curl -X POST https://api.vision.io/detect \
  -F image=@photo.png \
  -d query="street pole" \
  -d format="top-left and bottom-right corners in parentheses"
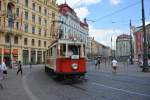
top-left (141, 0), bottom-right (149, 71)
top-left (111, 36), bottom-right (113, 59)
top-left (130, 20), bottom-right (133, 64)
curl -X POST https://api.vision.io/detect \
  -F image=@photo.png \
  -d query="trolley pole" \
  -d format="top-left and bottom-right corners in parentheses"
top-left (141, 0), bottom-right (149, 72)
top-left (130, 20), bottom-right (133, 65)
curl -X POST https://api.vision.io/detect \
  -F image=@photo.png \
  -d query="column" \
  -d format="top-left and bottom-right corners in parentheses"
top-left (35, 49), bottom-right (37, 64)
top-left (41, 50), bottom-right (43, 63)
top-left (28, 49), bottom-right (31, 63)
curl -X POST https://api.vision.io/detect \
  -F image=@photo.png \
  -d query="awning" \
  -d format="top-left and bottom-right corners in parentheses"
top-left (4, 49), bottom-right (10, 54)
top-left (0, 48), bottom-right (2, 54)
top-left (12, 49), bottom-right (18, 55)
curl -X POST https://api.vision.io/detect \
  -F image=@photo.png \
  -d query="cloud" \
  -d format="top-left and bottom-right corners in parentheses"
top-left (145, 21), bottom-right (150, 25)
top-left (74, 7), bottom-right (90, 19)
top-left (109, 0), bottom-right (121, 5)
top-left (57, 0), bottom-right (101, 19)
top-left (57, 0), bottom-right (101, 8)
top-left (89, 25), bottom-right (123, 48)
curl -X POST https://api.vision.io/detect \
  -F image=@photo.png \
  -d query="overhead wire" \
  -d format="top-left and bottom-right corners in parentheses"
top-left (88, 0), bottom-right (141, 23)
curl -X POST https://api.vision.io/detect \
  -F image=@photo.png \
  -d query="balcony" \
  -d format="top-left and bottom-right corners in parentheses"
top-left (7, 0), bottom-right (16, 3)
top-left (0, 24), bottom-right (22, 36)
top-left (0, 11), bottom-right (7, 16)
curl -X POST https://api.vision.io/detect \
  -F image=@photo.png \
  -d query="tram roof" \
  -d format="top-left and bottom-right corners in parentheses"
top-left (48, 39), bottom-right (84, 48)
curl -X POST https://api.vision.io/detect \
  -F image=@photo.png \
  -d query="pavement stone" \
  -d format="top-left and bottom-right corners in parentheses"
top-left (0, 64), bottom-right (44, 100)
top-left (87, 61), bottom-right (150, 77)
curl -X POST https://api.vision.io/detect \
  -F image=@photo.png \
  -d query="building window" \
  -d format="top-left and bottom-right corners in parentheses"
top-left (14, 36), bottom-right (18, 44)
top-left (24, 38), bottom-right (28, 45)
top-left (39, 17), bottom-right (41, 25)
top-left (25, 0), bottom-right (28, 7)
top-left (5, 35), bottom-right (10, 43)
top-left (39, 6), bottom-right (41, 13)
top-left (32, 26), bottom-right (35, 34)
top-left (44, 0), bottom-right (48, 5)
top-left (17, 0), bottom-right (19, 3)
top-left (25, 11), bottom-right (28, 20)
top-left (38, 28), bottom-right (41, 35)
top-left (44, 9), bottom-right (47, 16)
top-left (32, 39), bottom-right (35, 46)
top-left (16, 8), bottom-right (19, 16)
top-left (32, 14), bottom-right (35, 23)
top-left (44, 30), bottom-right (47, 37)
top-left (44, 41), bottom-right (46, 47)
top-left (16, 22), bottom-right (19, 30)
top-left (0, 17), bottom-right (1, 26)
top-left (52, 12), bottom-right (55, 19)
top-left (32, 3), bottom-right (35, 11)
top-left (24, 23), bottom-right (28, 33)
top-left (38, 40), bottom-right (41, 46)
top-left (0, 1), bottom-right (1, 11)
top-left (44, 19), bottom-right (47, 25)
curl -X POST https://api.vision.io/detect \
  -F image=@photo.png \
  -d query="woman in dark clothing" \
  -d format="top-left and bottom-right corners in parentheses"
top-left (16, 61), bottom-right (23, 75)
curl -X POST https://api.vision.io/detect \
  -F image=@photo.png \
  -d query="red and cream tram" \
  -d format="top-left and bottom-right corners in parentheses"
top-left (45, 39), bottom-right (86, 78)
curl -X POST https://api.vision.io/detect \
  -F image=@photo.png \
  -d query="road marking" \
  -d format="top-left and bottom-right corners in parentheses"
top-left (92, 82), bottom-right (150, 98)
top-left (22, 74), bottom-right (40, 100)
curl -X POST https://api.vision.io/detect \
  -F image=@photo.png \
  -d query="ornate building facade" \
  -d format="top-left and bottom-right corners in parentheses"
top-left (58, 3), bottom-right (89, 57)
top-left (0, 0), bottom-right (58, 66)
top-left (133, 24), bottom-right (150, 60)
top-left (116, 34), bottom-right (131, 60)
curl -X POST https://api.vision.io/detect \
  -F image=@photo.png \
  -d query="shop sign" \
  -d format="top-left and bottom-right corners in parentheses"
top-left (12, 49), bottom-right (18, 55)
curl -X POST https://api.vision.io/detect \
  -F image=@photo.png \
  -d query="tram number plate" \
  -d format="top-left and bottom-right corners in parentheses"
top-left (71, 55), bottom-right (79, 59)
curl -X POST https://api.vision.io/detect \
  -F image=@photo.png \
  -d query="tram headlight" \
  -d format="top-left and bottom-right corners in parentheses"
top-left (72, 63), bottom-right (78, 70)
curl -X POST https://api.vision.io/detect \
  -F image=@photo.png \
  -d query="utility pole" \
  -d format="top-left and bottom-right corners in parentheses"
top-left (141, 0), bottom-right (149, 71)
top-left (130, 20), bottom-right (133, 64)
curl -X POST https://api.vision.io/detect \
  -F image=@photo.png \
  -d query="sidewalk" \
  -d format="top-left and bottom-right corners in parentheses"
top-left (0, 64), bottom-right (44, 100)
top-left (87, 61), bottom-right (150, 77)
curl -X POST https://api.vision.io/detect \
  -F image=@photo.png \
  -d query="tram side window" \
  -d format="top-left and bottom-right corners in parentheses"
top-left (60, 44), bottom-right (66, 56)
top-left (51, 46), bottom-right (57, 57)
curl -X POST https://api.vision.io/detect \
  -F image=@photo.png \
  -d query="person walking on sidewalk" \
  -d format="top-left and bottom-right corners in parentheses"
top-left (16, 61), bottom-right (23, 75)
top-left (1, 61), bottom-right (7, 79)
top-left (111, 59), bottom-right (118, 73)
top-left (0, 62), bottom-right (4, 89)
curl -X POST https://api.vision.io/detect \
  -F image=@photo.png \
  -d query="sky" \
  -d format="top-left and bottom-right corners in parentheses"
top-left (56, 0), bottom-right (150, 48)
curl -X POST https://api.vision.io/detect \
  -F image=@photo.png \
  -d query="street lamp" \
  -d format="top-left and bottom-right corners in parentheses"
top-left (141, 0), bottom-right (149, 71)
top-left (130, 20), bottom-right (133, 64)
top-left (7, 10), bottom-right (16, 68)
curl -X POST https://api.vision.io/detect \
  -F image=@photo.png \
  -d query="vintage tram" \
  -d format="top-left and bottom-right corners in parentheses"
top-left (45, 39), bottom-right (86, 79)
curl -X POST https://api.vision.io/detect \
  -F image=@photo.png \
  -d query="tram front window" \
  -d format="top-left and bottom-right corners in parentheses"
top-left (68, 45), bottom-right (79, 55)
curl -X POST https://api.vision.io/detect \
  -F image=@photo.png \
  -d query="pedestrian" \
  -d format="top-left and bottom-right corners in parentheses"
top-left (96, 58), bottom-right (101, 69)
top-left (16, 61), bottom-right (23, 75)
top-left (0, 62), bottom-right (4, 89)
top-left (1, 61), bottom-right (7, 79)
top-left (94, 58), bottom-right (97, 69)
top-left (111, 59), bottom-right (118, 73)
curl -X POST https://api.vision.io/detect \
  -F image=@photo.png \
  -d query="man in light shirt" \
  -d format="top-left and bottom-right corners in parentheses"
top-left (111, 59), bottom-right (118, 73)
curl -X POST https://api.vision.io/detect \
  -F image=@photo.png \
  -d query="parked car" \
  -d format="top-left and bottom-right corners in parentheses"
top-left (138, 59), bottom-right (150, 67)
